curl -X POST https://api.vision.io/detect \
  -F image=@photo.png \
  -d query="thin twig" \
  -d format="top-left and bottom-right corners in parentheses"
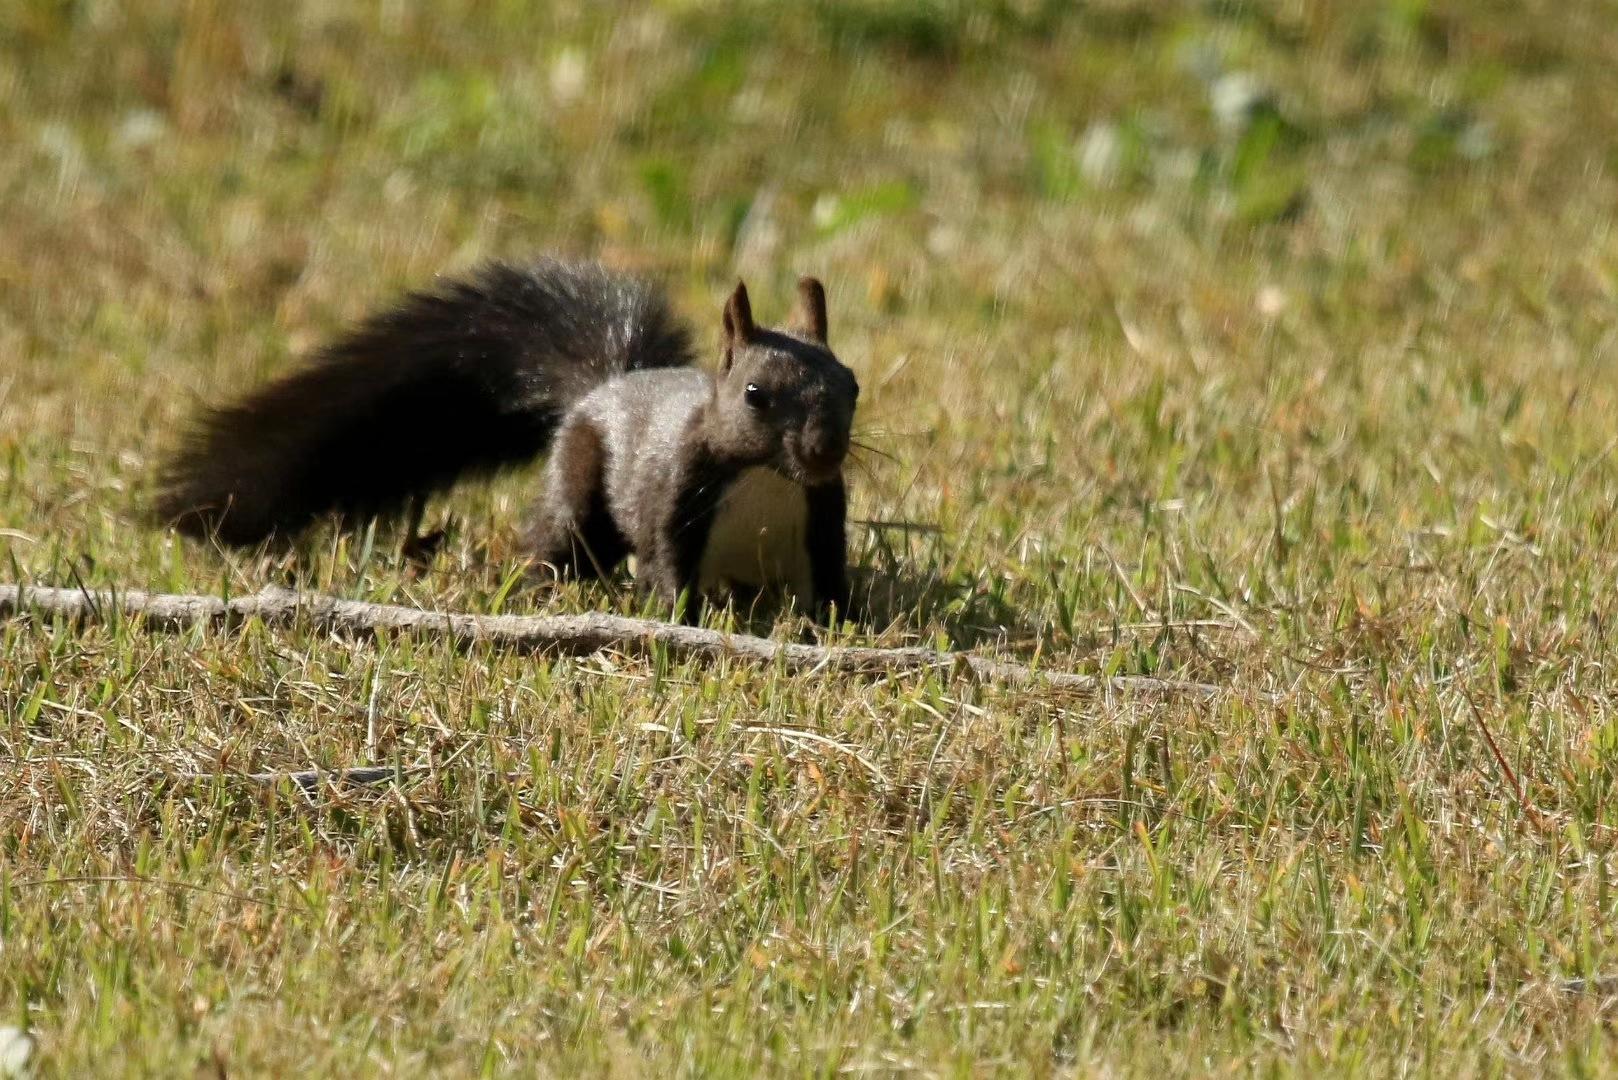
top-left (739, 725), bottom-right (889, 786)
top-left (176, 765), bottom-right (425, 791)
top-left (852, 518), bottom-right (942, 534)
top-left (1462, 688), bottom-right (1547, 832)
top-left (6, 874), bottom-right (283, 908)
top-left (0, 583), bottom-right (1228, 699)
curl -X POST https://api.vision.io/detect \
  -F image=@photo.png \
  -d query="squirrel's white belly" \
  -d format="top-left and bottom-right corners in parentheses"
top-left (698, 467), bottom-right (813, 605)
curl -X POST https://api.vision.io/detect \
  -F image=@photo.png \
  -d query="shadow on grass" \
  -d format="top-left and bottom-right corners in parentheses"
top-left (170, 510), bottom-right (1043, 653)
top-left (845, 564), bottom-right (1040, 651)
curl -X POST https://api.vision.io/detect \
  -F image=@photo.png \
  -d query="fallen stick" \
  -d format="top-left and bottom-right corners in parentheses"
top-left (175, 766), bottom-right (422, 791)
top-left (0, 583), bottom-right (1224, 699)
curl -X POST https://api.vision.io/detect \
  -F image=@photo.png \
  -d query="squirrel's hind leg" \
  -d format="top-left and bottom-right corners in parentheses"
top-left (524, 418), bottom-right (629, 581)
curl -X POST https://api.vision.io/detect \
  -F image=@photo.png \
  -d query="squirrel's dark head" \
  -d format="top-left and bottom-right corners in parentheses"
top-left (711, 278), bottom-right (859, 486)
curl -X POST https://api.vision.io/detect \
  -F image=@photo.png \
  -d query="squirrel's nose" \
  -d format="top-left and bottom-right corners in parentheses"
top-left (800, 430), bottom-right (847, 473)
top-left (804, 448), bottom-right (842, 471)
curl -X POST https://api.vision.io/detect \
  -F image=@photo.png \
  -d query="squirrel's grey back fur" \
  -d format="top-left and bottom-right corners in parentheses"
top-left (155, 258), bottom-right (695, 544)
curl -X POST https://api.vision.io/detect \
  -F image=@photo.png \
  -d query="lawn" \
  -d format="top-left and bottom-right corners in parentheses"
top-left (4, 0), bottom-right (1618, 1074)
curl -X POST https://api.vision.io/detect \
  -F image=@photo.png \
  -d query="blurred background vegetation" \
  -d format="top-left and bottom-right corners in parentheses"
top-left (4, 0), bottom-right (1610, 381)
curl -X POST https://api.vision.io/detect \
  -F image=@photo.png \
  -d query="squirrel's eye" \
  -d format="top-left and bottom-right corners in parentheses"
top-left (744, 383), bottom-right (769, 410)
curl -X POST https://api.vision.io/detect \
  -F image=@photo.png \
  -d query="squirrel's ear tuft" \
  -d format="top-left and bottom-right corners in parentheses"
top-left (789, 277), bottom-right (829, 345)
top-left (722, 280), bottom-right (755, 353)
top-left (721, 280), bottom-right (754, 372)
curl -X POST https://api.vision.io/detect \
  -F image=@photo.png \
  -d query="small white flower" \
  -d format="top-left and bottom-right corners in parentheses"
top-left (117, 109), bottom-right (168, 149)
top-left (1077, 121), bottom-right (1123, 186)
top-left (811, 194), bottom-right (841, 230)
top-left (1210, 72), bottom-right (1269, 133)
top-left (550, 48), bottom-right (588, 105)
top-left (1256, 285), bottom-right (1286, 317)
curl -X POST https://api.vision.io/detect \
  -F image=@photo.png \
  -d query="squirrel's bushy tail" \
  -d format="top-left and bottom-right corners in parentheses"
top-left (155, 259), bottom-right (695, 545)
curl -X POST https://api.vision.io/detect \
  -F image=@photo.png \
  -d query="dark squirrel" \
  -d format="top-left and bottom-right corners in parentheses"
top-left (154, 259), bottom-right (860, 620)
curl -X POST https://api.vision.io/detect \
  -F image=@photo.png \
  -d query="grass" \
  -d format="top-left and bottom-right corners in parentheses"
top-left (4, 0), bottom-right (1618, 1074)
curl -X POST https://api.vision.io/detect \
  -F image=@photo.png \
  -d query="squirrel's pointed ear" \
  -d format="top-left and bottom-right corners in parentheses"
top-left (788, 277), bottom-right (828, 345)
top-left (722, 280), bottom-right (755, 347)
top-left (721, 281), bottom-right (754, 372)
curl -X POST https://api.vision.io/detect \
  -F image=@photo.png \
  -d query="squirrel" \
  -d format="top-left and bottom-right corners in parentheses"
top-left (153, 258), bottom-right (860, 621)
